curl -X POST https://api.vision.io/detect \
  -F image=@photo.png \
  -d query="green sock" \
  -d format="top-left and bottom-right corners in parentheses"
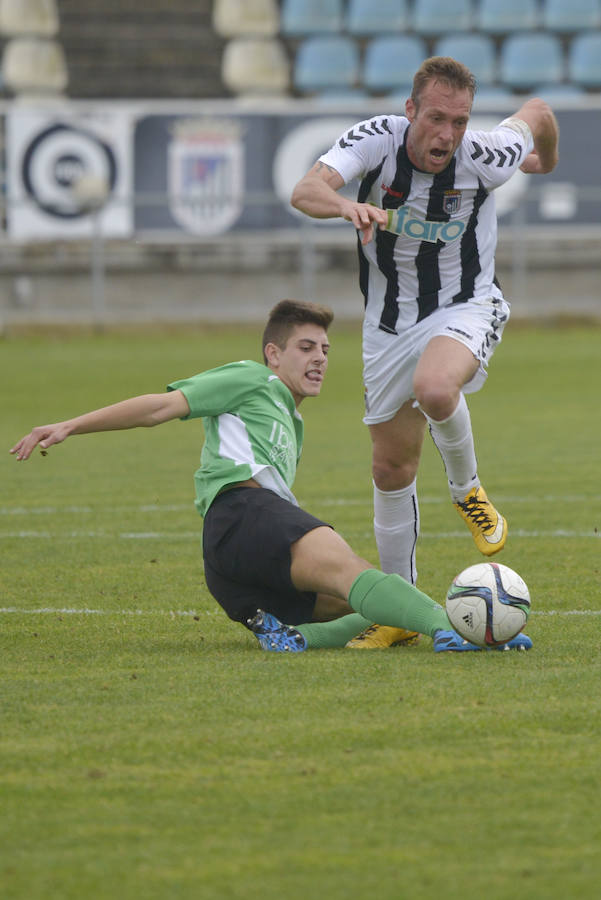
top-left (297, 613), bottom-right (372, 649)
top-left (348, 569), bottom-right (451, 638)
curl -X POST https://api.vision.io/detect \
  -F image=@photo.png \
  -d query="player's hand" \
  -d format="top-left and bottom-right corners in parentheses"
top-left (519, 151), bottom-right (545, 175)
top-left (340, 200), bottom-right (388, 245)
top-left (10, 423), bottom-right (71, 461)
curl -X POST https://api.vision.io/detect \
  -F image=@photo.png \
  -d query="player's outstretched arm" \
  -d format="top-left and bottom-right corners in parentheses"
top-left (291, 161), bottom-right (388, 245)
top-left (10, 390), bottom-right (190, 461)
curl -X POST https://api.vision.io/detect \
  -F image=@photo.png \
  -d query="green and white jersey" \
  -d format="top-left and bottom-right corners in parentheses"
top-left (168, 360), bottom-right (304, 516)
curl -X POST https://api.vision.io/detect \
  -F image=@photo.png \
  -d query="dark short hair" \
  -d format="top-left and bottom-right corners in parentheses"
top-left (412, 56), bottom-right (477, 108)
top-left (262, 299), bottom-right (334, 362)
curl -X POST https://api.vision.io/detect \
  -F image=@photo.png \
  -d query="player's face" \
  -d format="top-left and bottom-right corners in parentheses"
top-left (405, 80), bottom-right (472, 174)
top-left (267, 323), bottom-right (330, 406)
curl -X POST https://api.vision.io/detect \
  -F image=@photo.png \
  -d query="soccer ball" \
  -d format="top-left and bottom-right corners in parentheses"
top-left (446, 562), bottom-right (531, 648)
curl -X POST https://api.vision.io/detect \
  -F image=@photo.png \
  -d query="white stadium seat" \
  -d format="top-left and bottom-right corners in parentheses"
top-left (221, 37), bottom-right (289, 95)
top-left (212, 0), bottom-right (280, 39)
top-left (0, 0), bottom-right (59, 37)
top-left (2, 37), bottom-right (68, 94)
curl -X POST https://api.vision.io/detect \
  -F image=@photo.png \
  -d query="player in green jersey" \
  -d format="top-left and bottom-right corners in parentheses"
top-left (10, 299), bottom-right (531, 653)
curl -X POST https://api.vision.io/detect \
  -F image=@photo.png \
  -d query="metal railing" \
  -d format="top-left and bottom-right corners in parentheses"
top-left (1, 184), bottom-right (600, 328)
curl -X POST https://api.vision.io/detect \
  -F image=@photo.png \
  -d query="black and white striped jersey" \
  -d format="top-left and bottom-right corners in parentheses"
top-left (319, 115), bottom-right (534, 333)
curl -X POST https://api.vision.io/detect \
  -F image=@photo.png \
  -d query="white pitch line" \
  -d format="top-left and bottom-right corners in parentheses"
top-left (0, 504), bottom-right (192, 516)
top-left (351, 529), bottom-right (600, 540)
top-left (0, 607), bottom-right (206, 616)
top-left (0, 607), bottom-right (599, 618)
top-left (319, 494), bottom-right (601, 507)
top-left (1, 495), bottom-right (601, 517)
top-left (0, 531), bottom-right (201, 539)
top-left (421, 529), bottom-right (600, 539)
top-left (1, 529), bottom-right (599, 540)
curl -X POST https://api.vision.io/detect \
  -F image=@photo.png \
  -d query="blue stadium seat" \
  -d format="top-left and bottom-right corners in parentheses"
top-left (434, 33), bottom-right (496, 86)
top-left (568, 32), bottom-right (601, 88)
top-left (413, 0), bottom-right (472, 35)
top-left (346, 0), bottom-right (409, 35)
top-left (476, 0), bottom-right (539, 34)
top-left (280, 0), bottom-right (344, 36)
top-left (293, 35), bottom-right (359, 93)
top-left (362, 34), bottom-right (427, 93)
top-left (314, 87), bottom-right (371, 103)
top-left (543, 0), bottom-right (601, 33)
top-left (385, 84), bottom-right (415, 103)
top-left (533, 82), bottom-right (588, 102)
top-left (472, 83), bottom-right (518, 109)
top-left (499, 33), bottom-right (563, 91)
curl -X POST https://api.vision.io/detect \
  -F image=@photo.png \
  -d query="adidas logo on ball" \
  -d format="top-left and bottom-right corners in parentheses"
top-left (462, 612), bottom-right (474, 628)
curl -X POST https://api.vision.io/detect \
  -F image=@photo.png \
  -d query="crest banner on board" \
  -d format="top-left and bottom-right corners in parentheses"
top-left (167, 118), bottom-right (244, 236)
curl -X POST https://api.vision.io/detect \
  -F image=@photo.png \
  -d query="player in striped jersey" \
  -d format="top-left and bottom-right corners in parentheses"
top-left (291, 57), bottom-right (559, 648)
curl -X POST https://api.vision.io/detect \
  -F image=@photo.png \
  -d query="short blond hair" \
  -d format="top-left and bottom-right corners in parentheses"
top-left (412, 56), bottom-right (476, 108)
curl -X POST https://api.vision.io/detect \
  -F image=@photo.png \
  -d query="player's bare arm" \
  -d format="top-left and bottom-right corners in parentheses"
top-left (291, 161), bottom-right (388, 246)
top-left (10, 390), bottom-right (190, 461)
top-left (511, 97), bottom-right (559, 175)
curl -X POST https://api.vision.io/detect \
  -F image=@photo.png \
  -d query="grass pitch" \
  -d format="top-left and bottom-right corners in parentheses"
top-left (2, 322), bottom-right (601, 900)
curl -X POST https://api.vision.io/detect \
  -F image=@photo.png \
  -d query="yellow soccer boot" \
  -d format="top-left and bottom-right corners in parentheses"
top-left (454, 486), bottom-right (507, 555)
top-left (346, 624), bottom-right (420, 649)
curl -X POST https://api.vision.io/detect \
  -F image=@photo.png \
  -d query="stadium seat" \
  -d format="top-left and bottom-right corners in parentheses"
top-left (221, 37), bottom-right (289, 95)
top-left (533, 82), bottom-right (588, 103)
top-left (314, 87), bottom-right (371, 103)
top-left (413, 0), bottom-right (472, 36)
top-left (1, 36), bottom-right (67, 94)
top-left (212, 0), bottom-right (279, 38)
top-left (434, 34), bottom-right (497, 86)
top-left (476, 0), bottom-right (539, 34)
top-left (280, 0), bottom-right (344, 36)
top-left (293, 35), bottom-right (359, 93)
top-left (472, 84), bottom-right (517, 108)
top-left (542, 0), bottom-right (601, 33)
top-left (385, 84), bottom-right (414, 103)
top-left (0, 0), bottom-right (59, 36)
top-left (568, 32), bottom-right (601, 88)
top-left (346, 0), bottom-right (409, 35)
top-left (362, 34), bottom-right (427, 94)
top-left (499, 33), bottom-right (563, 91)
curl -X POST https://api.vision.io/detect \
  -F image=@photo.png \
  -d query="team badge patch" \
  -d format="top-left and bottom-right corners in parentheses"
top-left (168, 118), bottom-right (244, 236)
top-left (443, 190), bottom-right (462, 214)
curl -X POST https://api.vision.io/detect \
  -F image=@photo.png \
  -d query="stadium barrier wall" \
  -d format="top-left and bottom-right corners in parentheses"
top-left (0, 99), bottom-right (599, 325)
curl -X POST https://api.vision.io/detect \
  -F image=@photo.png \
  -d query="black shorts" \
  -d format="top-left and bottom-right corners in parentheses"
top-left (202, 486), bottom-right (330, 626)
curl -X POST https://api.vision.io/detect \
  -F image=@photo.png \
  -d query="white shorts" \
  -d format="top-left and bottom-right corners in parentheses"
top-left (362, 296), bottom-right (510, 425)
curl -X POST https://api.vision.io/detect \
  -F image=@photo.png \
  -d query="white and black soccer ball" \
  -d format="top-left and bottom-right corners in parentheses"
top-left (446, 562), bottom-right (531, 648)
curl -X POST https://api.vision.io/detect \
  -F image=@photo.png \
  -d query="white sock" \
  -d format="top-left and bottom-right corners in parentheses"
top-left (373, 480), bottom-right (419, 585)
top-left (426, 393), bottom-right (479, 503)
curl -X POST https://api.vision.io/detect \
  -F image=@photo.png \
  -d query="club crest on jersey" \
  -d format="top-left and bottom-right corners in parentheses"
top-left (168, 118), bottom-right (244, 236)
top-left (386, 206), bottom-right (466, 243)
top-left (443, 190), bottom-right (462, 214)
